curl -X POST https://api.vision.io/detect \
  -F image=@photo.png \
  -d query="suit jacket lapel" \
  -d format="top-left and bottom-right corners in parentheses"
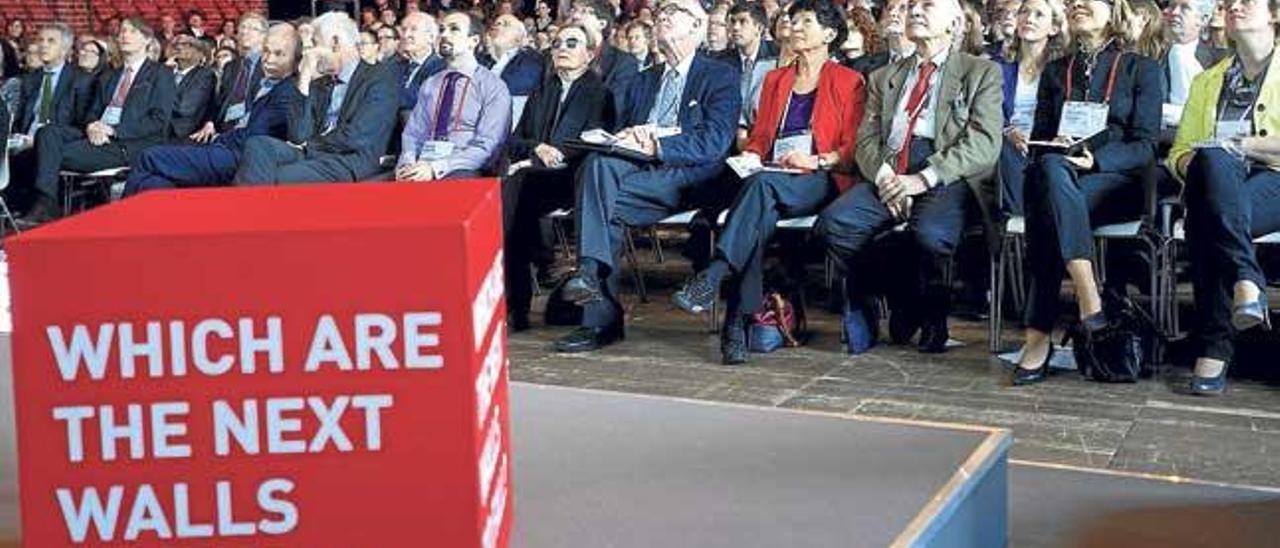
top-left (634, 67), bottom-right (661, 126)
top-left (934, 52), bottom-right (960, 137)
top-left (122, 61), bottom-right (152, 112)
top-left (883, 60), bottom-right (910, 135)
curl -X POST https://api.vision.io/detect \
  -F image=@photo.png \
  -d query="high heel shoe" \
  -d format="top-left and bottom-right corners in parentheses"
top-left (1190, 363), bottom-right (1229, 396)
top-left (1012, 341), bottom-right (1055, 386)
top-left (1231, 291), bottom-right (1271, 332)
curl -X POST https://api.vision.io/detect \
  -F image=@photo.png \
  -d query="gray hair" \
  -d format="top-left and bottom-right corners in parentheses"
top-left (312, 11), bottom-right (360, 49)
top-left (42, 22), bottom-right (75, 52)
top-left (239, 11), bottom-right (269, 33)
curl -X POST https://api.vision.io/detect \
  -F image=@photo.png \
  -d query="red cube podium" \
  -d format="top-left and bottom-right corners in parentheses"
top-left (5, 181), bottom-right (512, 547)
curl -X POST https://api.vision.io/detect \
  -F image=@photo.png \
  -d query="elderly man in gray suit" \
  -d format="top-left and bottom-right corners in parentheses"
top-left (816, 0), bottom-right (1003, 354)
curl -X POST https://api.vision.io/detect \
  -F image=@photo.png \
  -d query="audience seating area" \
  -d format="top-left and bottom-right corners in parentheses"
top-left (0, 0), bottom-right (266, 35)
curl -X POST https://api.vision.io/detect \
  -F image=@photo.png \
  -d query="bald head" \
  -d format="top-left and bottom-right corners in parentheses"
top-left (262, 23), bottom-right (301, 79)
top-left (488, 13), bottom-right (527, 53)
top-left (400, 11), bottom-right (439, 59)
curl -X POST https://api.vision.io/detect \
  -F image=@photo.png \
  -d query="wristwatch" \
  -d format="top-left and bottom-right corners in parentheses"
top-left (817, 155), bottom-right (834, 171)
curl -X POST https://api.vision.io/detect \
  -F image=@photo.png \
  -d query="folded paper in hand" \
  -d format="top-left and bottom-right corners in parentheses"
top-left (580, 129), bottom-right (649, 155)
top-left (725, 154), bottom-right (804, 179)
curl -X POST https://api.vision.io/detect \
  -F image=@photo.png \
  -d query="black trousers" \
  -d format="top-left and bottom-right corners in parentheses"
top-left (1184, 149), bottom-right (1280, 361)
top-left (715, 170), bottom-right (834, 317)
top-left (34, 125), bottom-right (129, 204)
top-left (574, 153), bottom-right (705, 327)
top-left (502, 166), bottom-right (576, 317)
top-left (998, 140), bottom-right (1029, 217)
top-left (1023, 153), bottom-right (1144, 331)
top-left (816, 139), bottom-right (972, 321)
top-left (233, 135), bottom-right (355, 185)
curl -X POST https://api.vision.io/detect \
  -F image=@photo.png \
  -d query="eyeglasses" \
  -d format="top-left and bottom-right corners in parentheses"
top-left (378, 34), bottom-right (397, 41)
top-left (552, 37), bottom-right (584, 50)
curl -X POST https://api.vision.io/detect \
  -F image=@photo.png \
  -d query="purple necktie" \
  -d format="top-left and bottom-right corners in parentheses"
top-left (433, 72), bottom-right (464, 140)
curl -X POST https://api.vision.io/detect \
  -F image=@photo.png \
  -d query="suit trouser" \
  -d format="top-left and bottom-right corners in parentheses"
top-left (1023, 153), bottom-right (1144, 332)
top-left (503, 167), bottom-right (576, 317)
top-left (233, 135), bottom-right (356, 185)
top-left (4, 148), bottom-right (37, 209)
top-left (1184, 149), bottom-right (1280, 361)
top-left (998, 140), bottom-right (1029, 217)
top-left (34, 125), bottom-right (129, 205)
top-left (716, 170), bottom-right (834, 317)
top-left (575, 153), bottom-right (701, 327)
top-left (123, 143), bottom-right (241, 196)
top-left (816, 139), bottom-right (971, 321)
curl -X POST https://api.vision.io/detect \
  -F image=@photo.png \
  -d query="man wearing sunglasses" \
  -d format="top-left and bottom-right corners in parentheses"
top-left (503, 24), bottom-right (610, 331)
top-left (553, 0), bottom-right (741, 352)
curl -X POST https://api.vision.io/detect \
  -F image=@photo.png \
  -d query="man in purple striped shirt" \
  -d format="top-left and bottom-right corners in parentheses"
top-left (396, 11), bottom-right (512, 181)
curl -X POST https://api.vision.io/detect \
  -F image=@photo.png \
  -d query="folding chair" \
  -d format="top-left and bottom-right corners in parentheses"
top-left (60, 166), bottom-right (130, 214)
top-left (0, 112), bottom-right (21, 236)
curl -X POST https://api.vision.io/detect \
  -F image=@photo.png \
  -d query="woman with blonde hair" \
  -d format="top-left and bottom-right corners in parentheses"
top-left (997, 0), bottom-right (1069, 215)
top-left (1122, 0), bottom-right (1165, 58)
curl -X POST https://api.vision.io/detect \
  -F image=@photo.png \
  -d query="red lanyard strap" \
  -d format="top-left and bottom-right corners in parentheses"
top-left (1064, 50), bottom-right (1124, 104)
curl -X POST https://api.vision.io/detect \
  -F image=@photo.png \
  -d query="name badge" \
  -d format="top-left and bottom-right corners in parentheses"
top-left (1161, 103), bottom-right (1184, 130)
top-left (225, 102), bottom-right (248, 123)
top-left (1216, 119), bottom-right (1252, 139)
top-left (100, 106), bottom-right (123, 126)
top-left (419, 140), bottom-right (455, 160)
top-left (773, 132), bottom-right (814, 160)
top-left (1058, 101), bottom-right (1108, 140)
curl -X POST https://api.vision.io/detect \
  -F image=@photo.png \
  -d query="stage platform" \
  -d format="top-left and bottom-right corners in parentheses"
top-left (2, 339), bottom-right (1278, 546)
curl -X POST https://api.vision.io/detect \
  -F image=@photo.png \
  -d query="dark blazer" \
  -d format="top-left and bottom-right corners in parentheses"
top-left (998, 58), bottom-right (1020, 124)
top-left (216, 76), bottom-right (304, 151)
top-left (487, 47), bottom-right (545, 97)
top-left (289, 61), bottom-right (398, 178)
top-left (213, 55), bottom-right (265, 130)
top-left (507, 70), bottom-right (607, 166)
top-left (90, 59), bottom-right (177, 157)
top-left (613, 53), bottom-right (741, 182)
top-left (711, 40), bottom-right (779, 72)
top-left (169, 64), bottom-right (217, 141)
top-left (844, 51), bottom-right (891, 78)
top-left (1160, 42), bottom-right (1229, 101)
top-left (747, 61), bottom-right (865, 192)
top-left (392, 53), bottom-right (446, 111)
top-left (595, 45), bottom-right (640, 97)
top-left (1031, 44), bottom-right (1165, 174)
top-left (15, 64), bottom-right (95, 133)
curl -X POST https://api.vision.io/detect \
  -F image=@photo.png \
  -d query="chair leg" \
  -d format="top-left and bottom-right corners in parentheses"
top-left (650, 226), bottom-right (664, 263)
top-left (991, 246), bottom-right (1006, 354)
top-left (623, 227), bottom-right (648, 303)
top-left (708, 230), bottom-right (718, 334)
top-left (552, 218), bottom-right (572, 261)
top-left (0, 196), bottom-right (20, 235)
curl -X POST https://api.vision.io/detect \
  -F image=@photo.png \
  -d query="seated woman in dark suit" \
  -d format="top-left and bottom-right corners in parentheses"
top-left (1013, 0), bottom-right (1164, 385)
top-left (1168, 0), bottom-right (1280, 395)
top-left (671, 0), bottom-right (865, 364)
top-left (502, 24), bottom-right (608, 332)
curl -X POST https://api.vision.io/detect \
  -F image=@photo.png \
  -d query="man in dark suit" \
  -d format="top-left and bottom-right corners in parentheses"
top-left (392, 12), bottom-right (446, 114)
top-left (554, 0), bottom-right (741, 352)
top-left (502, 24), bottom-right (608, 331)
top-left (123, 24), bottom-right (304, 196)
top-left (167, 34), bottom-right (217, 142)
top-left (843, 0), bottom-right (914, 77)
top-left (233, 12), bottom-right (398, 184)
top-left (21, 17), bottom-right (176, 225)
top-left (483, 14), bottom-right (546, 99)
top-left (190, 12), bottom-right (268, 143)
top-left (571, 0), bottom-right (640, 111)
top-left (5, 23), bottom-right (95, 211)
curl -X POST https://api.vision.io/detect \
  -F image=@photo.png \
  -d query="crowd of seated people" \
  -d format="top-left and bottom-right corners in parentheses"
top-left (0, 0), bottom-right (1277, 397)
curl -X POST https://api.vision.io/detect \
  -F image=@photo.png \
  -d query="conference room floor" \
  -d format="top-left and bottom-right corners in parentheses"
top-left (509, 262), bottom-right (1280, 490)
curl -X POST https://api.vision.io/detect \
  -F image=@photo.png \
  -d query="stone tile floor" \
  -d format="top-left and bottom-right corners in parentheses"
top-left (510, 287), bottom-right (1280, 489)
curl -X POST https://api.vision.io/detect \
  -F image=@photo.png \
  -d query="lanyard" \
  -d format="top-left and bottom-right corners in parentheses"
top-left (1216, 59), bottom-right (1270, 130)
top-left (1065, 49), bottom-right (1123, 104)
top-left (430, 72), bottom-right (472, 136)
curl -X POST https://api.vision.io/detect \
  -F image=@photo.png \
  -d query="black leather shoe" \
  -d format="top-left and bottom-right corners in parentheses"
top-left (1190, 364), bottom-right (1229, 396)
top-left (560, 271), bottom-right (603, 305)
top-left (888, 308), bottom-right (920, 345)
top-left (672, 271), bottom-right (719, 314)
top-left (552, 323), bottom-right (624, 353)
top-left (1231, 291), bottom-right (1271, 332)
top-left (508, 312), bottom-right (531, 333)
top-left (1012, 342), bottom-right (1054, 386)
top-left (720, 316), bottom-right (748, 365)
top-left (917, 320), bottom-right (949, 354)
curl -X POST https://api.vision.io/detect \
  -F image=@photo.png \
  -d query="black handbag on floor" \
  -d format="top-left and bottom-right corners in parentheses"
top-left (1074, 290), bottom-right (1152, 383)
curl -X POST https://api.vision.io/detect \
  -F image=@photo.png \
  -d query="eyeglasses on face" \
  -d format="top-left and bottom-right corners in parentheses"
top-left (552, 36), bottom-right (584, 49)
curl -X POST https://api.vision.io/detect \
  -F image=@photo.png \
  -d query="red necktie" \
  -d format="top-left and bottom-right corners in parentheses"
top-left (110, 65), bottom-right (136, 108)
top-left (897, 61), bottom-right (937, 174)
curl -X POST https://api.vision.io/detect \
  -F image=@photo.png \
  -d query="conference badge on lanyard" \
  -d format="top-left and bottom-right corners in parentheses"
top-left (1058, 52), bottom-right (1124, 140)
top-left (101, 106), bottom-right (123, 126)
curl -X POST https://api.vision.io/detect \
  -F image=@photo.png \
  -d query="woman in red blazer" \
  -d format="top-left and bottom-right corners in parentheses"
top-left (672, 0), bottom-right (865, 365)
